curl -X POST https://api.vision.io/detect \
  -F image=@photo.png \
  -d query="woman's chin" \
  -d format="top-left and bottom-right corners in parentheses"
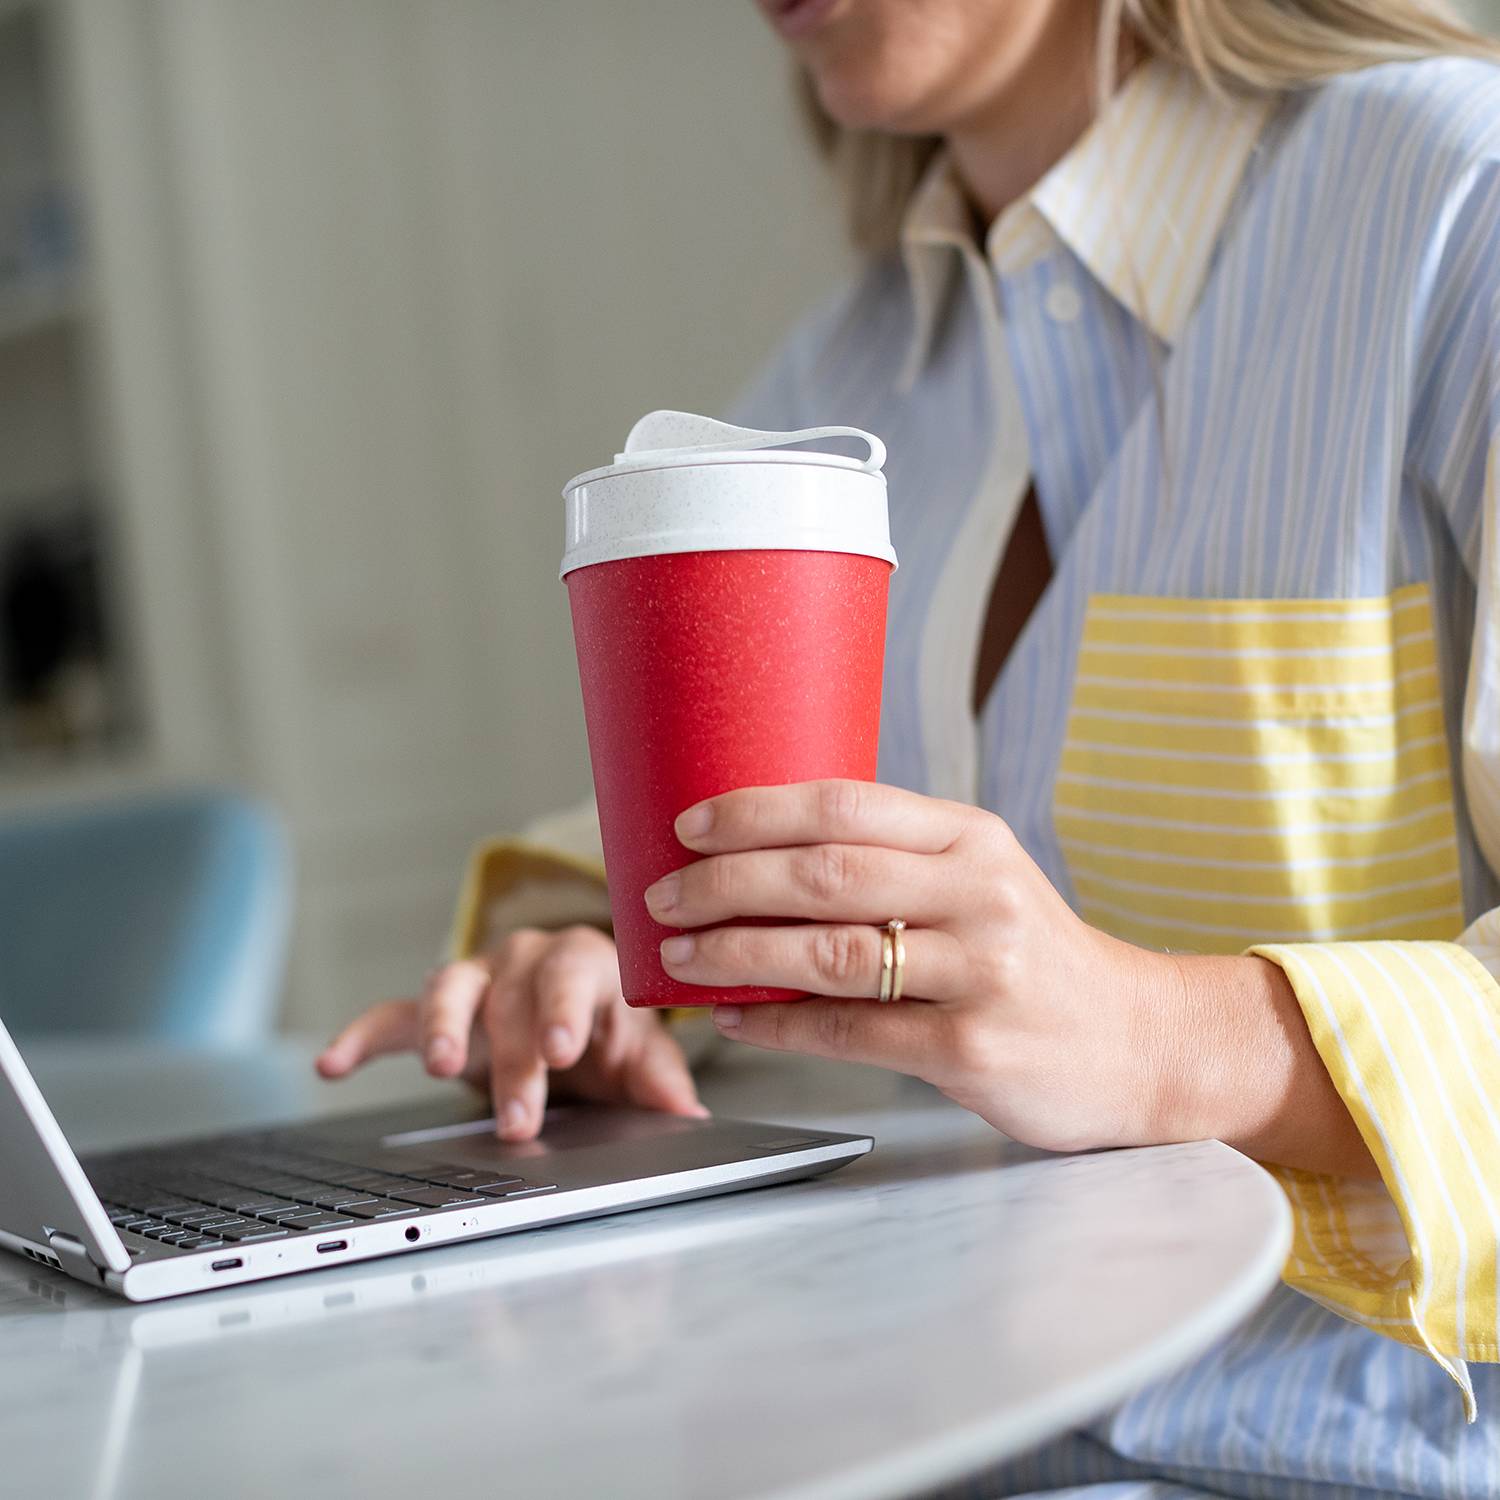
top-left (807, 70), bottom-right (941, 135)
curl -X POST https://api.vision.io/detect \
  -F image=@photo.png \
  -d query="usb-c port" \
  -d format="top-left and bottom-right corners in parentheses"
top-left (316, 1240), bottom-right (348, 1254)
top-left (211, 1258), bottom-right (243, 1272)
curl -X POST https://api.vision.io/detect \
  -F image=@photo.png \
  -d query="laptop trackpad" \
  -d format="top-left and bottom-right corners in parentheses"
top-left (292, 1099), bottom-right (740, 1181)
top-left (377, 1105), bottom-right (704, 1156)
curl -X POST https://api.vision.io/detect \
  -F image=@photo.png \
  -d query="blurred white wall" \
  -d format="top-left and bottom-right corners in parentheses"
top-left (65, 0), bottom-right (848, 1032)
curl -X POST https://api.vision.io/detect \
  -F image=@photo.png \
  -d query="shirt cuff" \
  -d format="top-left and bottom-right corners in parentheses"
top-left (447, 838), bottom-right (611, 960)
top-left (1250, 938), bottom-right (1500, 1417)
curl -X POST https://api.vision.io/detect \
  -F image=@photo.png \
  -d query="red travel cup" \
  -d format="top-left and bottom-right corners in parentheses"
top-left (561, 411), bottom-right (897, 1006)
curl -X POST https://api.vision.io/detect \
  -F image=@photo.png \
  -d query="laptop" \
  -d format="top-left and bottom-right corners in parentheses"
top-left (0, 1016), bottom-right (872, 1301)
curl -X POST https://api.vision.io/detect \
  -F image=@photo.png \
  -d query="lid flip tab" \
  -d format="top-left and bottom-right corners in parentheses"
top-left (561, 409), bottom-right (896, 579)
top-left (618, 410), bottom-right (886, 474)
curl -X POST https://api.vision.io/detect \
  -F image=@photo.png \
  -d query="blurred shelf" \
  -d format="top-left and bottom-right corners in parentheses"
top-left (0, 275), bottom-right (80, 347)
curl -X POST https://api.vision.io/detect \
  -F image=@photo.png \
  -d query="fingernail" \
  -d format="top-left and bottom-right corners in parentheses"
top-left (501, 1099), bottom-right (527, 1133)
top-left (543, 1025), bottom-right (572, 1062)
top-left (713, 1005), bottom-right (742, 1033)
top-left (426, 1036), bottom-right (455, 1070)
top-left (675, 802), bottom-right (714, 841)
top-left (660, 935), bottom-right (696, 965)
top-left (646, 873), bottom-right (680, 916)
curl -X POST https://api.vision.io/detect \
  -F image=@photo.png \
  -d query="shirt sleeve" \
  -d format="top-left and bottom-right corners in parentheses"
top-left (447, 799), bottom-right (612, 961)
top-left (1246, 170), bottom-right (1500, 1416)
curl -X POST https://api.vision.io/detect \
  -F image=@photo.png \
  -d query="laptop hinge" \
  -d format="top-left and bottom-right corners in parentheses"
top-left (47, 1229), bottom-right (107, 1283)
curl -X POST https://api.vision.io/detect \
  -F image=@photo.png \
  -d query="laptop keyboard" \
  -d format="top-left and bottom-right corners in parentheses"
top-left (89, 1143), bottom-right (556, 1253)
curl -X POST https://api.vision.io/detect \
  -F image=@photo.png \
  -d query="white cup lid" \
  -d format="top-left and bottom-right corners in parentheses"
top-left (561, 410), bottom-right (896, 577)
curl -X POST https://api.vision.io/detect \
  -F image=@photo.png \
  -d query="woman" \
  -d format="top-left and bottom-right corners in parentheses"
top-left (321, 0), bottom-right (1500, 1489)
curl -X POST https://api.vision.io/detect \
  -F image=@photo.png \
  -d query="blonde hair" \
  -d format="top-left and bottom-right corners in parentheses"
top-left (802, 0), bottom-right (1500, 254)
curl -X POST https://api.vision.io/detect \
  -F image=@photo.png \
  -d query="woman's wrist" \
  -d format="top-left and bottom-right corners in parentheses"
top-left (1131, 951), bottom-right (1285, 1148)
top-left (1137, 950), bottom-right (1377, 1177)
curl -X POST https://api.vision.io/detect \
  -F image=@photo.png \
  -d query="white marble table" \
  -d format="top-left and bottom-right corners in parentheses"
top-left (1, 1038), bottom-right (1290, 1500)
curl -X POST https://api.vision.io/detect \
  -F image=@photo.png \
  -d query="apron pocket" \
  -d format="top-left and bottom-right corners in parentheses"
top-left (1052, 584), bottom-right (1463, 952)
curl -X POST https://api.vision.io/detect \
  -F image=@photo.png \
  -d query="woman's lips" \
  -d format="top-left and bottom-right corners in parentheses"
top-left (762, 0), bottom-right (843, 41)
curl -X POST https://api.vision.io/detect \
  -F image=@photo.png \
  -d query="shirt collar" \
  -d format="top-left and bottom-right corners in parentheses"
top-left (897, 58), bottom-right (1272, 387)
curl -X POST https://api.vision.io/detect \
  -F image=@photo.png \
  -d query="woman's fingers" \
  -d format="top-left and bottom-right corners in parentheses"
top-left (531, 927), bottom-right (619, 1069)
top-left (620, 1019), bottom-right (710, 1118)
top-left (713, 994), bottom-right (938, 1072)
top-left (660, 922), bottom-right (963, 1001)
top-left (646, 844), bottom-right (949, 927)
top-left (482, 935), bottom-right (552, 1141)
top-left (320, 929), bottom-right (702, 1135)
top-left (675, 780), bottom-right (971, 856)
top-left (418, 960), bottom-right (494, 1077)
top-left (316, 999), bottom-right (421, 1077)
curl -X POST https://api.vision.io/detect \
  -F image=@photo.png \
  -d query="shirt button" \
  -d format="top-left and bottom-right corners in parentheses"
top-left (1044, 282), bottom-right (1083, 323)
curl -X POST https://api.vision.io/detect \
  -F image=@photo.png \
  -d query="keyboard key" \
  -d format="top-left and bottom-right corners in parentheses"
top-left (164, 1213), bottom-right (228, 1230)
top-left (308, 1190), bottom-right (378, 1208)
top-left (476, 1181), bottom-right (557, 1199)
top-left (278, 1157), bottom-right (350, 1179)
top-left (282, 1212), bottom-right (356, 1231)
top-left (213, 1224), bottom-right (292, 1242)
top-left (140, 1198), bottom-right (200, 1217)
top-left (173, 1235), bottom-right (224, 1250)
top-left (237, 1197), bottom-right (305, 1216)
top-left (427, 1171), bottom-right (527, 1191)
top-left (257, 1177), bottom-right (325, 1196)
top-left (107, 1191), bottom-right (155, 1213)
top-left (217, 1193), bottom-right (285, 1213)
top-left (354, 1175), bottom-right (428, 1194)
top-left (161, 1179), bottom-right (226, 1203)
top-left (386, 1187), bottom-right (485, 1208)
top-left (354, 1155), bottom-right (444, 1175)
top-left (337, 1198), bottom-right (421, 1219)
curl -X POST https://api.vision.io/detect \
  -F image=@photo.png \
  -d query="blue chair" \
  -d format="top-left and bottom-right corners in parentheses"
top-left (0, 790), bottom-right (291, 1043)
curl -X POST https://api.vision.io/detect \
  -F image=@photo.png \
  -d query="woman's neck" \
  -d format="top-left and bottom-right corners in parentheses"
top-left (944, 23), bottom-right (1137, 226)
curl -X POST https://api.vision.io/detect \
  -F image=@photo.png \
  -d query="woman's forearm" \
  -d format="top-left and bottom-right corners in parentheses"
top-left (1147, 953), bottom-right (1378, 1178)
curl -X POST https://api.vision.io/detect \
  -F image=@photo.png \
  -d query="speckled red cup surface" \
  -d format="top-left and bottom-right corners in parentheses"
top-left (566, 547), bottom-right (891, 1006)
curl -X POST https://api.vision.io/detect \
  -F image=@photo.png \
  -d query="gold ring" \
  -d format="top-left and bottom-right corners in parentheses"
top-left (878, 918), bottom-right (907, 1002)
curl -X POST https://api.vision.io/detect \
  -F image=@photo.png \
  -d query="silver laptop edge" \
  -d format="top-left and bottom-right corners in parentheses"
top-left (0, 1015), bottom-right (873, 1302)
top-left (0, 1017), bottom-right (132, 1280)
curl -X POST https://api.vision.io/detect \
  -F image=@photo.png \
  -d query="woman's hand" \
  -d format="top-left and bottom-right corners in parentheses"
top-left (316, 925), bottom-right (708, 1142)
top-left (647, 780), bottom-right (1374, 1174)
